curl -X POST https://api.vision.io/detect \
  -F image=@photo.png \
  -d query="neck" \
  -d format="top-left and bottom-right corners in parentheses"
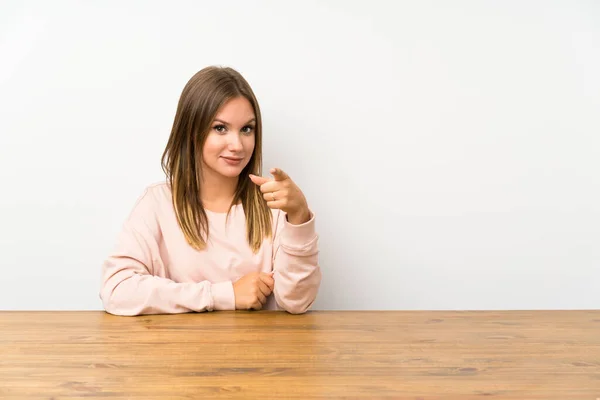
top-left (200, 168), bottom-right (240, 209)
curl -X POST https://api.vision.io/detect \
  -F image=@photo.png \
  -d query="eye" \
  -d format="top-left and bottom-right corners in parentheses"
top-left (213, 124), bottom-right (226, 133)
top-left (241, 125), bottom-right (255, 135)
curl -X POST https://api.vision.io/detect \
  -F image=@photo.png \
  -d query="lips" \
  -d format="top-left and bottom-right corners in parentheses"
top-left (221, 156), bottom-right (244, 166)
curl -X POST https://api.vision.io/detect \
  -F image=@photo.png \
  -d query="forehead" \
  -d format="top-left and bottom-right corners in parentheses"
top-left (214, 96), bottom-right (255, 122)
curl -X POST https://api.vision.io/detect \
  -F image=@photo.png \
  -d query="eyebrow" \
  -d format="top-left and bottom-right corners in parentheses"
top-left (213, 118), bottom-right (256, 125)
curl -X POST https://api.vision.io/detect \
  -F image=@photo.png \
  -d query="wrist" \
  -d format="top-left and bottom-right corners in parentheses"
top-left (287, 207), bottom-right (310, 225)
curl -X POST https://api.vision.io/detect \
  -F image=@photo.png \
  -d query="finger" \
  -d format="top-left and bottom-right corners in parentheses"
top-left (266, 200), bottom-right (285, 210)
top-left (270, 168), bottom-right (290, 181)
top-left (259, 275), bottom-right (274, 293)
top-left (262, 190), bottom-right (281, 202)
top-left (258, 180), bottom-right (280, 194)
top-left (257, 280), bottom-right (272, 297)
top-left (251, 301), bottom-right (263, 311)
top-left (259, 273), bottom-right (275, 291)
top-left (256, 290), bottom-right (267, 305)
top-left (249, 174), bottom-right (271, 186)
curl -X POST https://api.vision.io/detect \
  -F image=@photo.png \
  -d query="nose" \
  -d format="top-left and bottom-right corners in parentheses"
top-left (227, 134), bottom-right (243, 151)
top-left (227, 132), bottom-right (243, 151)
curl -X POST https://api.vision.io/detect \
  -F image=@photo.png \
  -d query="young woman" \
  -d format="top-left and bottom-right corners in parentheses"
top-left (100, 66), bottom-right (321, 316)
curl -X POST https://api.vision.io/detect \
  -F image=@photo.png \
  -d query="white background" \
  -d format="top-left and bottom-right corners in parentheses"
top-left (1, 0), bottom-right (598, 310)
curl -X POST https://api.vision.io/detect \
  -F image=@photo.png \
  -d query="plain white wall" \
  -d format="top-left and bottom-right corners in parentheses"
top-left (0, 0), bottom-right (598, 311)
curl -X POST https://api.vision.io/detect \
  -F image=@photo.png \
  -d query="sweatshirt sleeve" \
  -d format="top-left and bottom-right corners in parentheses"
top-left (271, 210), bottom-right (321, 314)
top-left (99, 188), bottom-right (235, 316)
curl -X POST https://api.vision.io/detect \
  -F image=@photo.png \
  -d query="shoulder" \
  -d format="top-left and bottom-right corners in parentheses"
top-left (134, 181), bottom-right (171, 204)
top-left (125, 180), bottom-right (172, 225)
top-left (143, 181), bottom-right (172, 203)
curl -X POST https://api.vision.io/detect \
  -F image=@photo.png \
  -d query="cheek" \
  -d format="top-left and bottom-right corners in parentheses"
top-left (244, 136), bottom-right (256, 154)
top-left (202, 135), bottom-right (222, 158)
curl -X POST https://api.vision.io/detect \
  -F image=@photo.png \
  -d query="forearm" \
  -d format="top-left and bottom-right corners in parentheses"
top-left (272, 211), bottom-right (321, 314)
top-left (101, 264), bottom-right (235, 316)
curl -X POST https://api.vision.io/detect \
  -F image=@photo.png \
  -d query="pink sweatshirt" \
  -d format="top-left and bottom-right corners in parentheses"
top-left (100, 182), bottom-right (321, 316)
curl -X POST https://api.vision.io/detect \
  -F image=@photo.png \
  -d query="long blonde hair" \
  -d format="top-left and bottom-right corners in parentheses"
top-left (161, 66), bottom-right (272, 253)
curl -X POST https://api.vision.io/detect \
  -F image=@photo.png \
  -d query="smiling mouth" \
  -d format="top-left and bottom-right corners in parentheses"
top-left (222, 157), bottom-right (243, 161)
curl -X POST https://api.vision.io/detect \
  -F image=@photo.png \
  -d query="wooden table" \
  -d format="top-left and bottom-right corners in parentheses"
top-left (0, 311), bottom-right (599, 399)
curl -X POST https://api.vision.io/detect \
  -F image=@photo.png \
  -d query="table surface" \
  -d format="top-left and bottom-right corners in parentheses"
top-left (1, 310), bottom-right (599, 399)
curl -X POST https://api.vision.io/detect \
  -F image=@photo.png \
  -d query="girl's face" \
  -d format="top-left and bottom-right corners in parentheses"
top-left (201, 96), bottom-right (256, 180)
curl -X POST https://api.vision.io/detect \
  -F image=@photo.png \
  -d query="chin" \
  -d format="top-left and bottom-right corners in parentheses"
top-left (219, 170), bottom-right (242, 178)
top-left (218, 165), bottom-right (248, 179)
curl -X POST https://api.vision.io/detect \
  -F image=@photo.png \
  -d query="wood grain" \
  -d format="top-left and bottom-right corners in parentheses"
top-left (0, 310), bottom-right (599, 399)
